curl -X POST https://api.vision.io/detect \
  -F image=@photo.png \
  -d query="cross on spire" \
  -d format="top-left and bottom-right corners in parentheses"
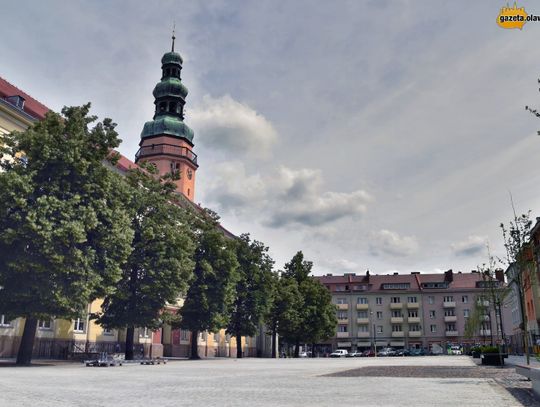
top-left (171, 23), bottom-right (176, 52)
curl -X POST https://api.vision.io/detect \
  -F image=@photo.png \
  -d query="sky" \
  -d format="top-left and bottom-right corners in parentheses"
top-left (3, 0), bottom-right (540, 276)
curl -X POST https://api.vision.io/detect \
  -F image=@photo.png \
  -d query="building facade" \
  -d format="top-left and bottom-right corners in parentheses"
top-left (317, 269), bottom-right (512, 354)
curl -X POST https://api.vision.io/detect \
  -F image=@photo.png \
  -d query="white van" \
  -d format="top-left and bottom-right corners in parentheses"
top-left (330, 349), bottom-right (348, 357)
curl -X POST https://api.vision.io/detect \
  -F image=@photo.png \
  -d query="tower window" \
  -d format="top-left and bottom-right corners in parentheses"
top-left (187, 188), bottom-right (190, 196)
top-left (169, 102), bottom-right (177, 113)
top-left (159, 102), bottom-right (166, 112)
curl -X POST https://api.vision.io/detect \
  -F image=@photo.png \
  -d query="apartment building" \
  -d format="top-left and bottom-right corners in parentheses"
top-left (317, 269), bottom-right (512, 353)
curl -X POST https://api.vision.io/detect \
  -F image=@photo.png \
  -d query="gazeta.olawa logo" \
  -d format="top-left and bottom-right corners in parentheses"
top-left (497, 2), bottom-right (540, 30)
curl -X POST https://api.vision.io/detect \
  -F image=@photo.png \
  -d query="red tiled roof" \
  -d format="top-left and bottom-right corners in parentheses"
top-left (0, 77), bottom-right (49, 120)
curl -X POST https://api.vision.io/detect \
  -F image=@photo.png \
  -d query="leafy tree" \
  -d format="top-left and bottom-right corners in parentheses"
top-left (227, 234), bottom-right (274, 358)
top-left (299, 278), bottom-right (337, 356)
top-left (265, 275), bottom-right (302, 358)
top-left (501, 210), bottom-right (535, 364)
top-left (0, 105), bottom-right (133, 365)
top-left (278, 251), bottom-right (337, 357)
top-left (179, 210), bottom-right (239, 359)
top-left (93, 163), bottom-right (195, 360)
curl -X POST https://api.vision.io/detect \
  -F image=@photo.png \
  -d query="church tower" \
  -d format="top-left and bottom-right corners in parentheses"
top-left (135, 33), bottom-right (197, 201)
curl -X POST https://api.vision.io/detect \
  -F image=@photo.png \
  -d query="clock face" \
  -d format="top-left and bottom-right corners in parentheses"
top-left (187, 168), bottom-right (193, 180)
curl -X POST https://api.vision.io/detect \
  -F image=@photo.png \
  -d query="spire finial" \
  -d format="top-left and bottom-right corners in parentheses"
top-left (171, 22), bottom-right (176, 52)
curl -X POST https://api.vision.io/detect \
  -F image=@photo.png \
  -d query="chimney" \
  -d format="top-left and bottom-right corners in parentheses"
top-left (444, 269), bottom-right (453, 283)
top-left (366, 269), bottom-right (370, 283)
top-left (393, 272), bottom-right (399, 275)
top-left (411, 272), bottom-right (420, 275)
top-left (495, 268), bottom-right (505, 282)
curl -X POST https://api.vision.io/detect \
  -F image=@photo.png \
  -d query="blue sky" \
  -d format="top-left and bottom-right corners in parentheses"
top-left (3, 1), bottom-right (540, 275)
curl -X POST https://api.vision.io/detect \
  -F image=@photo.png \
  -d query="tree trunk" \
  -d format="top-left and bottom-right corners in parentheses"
top-left (190, 330), bottom-right (200, 360)
top-left (16, 317), bottom-right (38, 365)
top-left (311, 342), bottom-right (316, 358)
top-left (125, 325), bottom-right (135, 360)
top-left (236, 334), bottom-right (243, 358)
top-left (294, 339), bottom-right (300, 358)
top-left (271, 329), bottom-right (277, 358)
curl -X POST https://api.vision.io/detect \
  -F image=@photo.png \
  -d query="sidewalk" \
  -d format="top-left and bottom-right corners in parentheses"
top-left (505, 354), bottom-right (540, 368)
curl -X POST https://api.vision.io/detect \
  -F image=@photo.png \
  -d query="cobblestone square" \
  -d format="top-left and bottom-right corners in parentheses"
top-left (1, 356), bottom-right (538, 406)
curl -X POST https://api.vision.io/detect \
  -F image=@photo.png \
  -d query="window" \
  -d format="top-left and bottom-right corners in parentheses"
top-left (409, 324), bottom-right (421, 332)
top-left (446, 323), bottom-right (456, 332)
top-left (377, 326), bottom-right (383, 334)
top-left (38, 319), bottom-right (52, 330)
top-left (443, 296), bottom-right (454, 302)
top-left (180, 329), bottom-right (189, 341)
top-left (0, 314), bottom-right (11, 327)
top-left (430, 324), bottom-right (437, 333)
top-left (376, 311), bottom-right (383, 319)
top-left (336, 298), bottom-right (347, 304)
top-left (428, 296), bottom-right (434, 304)
top-left (391, 297), bottom-right (401, 303)
top-left (429, 310), bottom-right (436, 319)
top-left (335, 285), bottom-right (346, 292)
top-left (407, 296), bottom-right (417, 303)
top-left (103, 327), bottom-right (113, 335)
top-left (73, 318), bottom-right (85, 332)
top-left (357, 297), bottom-right (368, 304)
top-left (444, 309), bottom-right (455, 316)
top-left (338, 325), bottom-right (348, 333)
top-left (392, 325), bottom-right (402, 332)
top-left (357, 311), bottom-right (368, 319)
top-left (462, 295), bottom-right (468, 303)
top-left (337, 311), bottom-right (348, 320)
top-left (463, 309), bottom-right (470, 318)
top-left (382, 283), bottom-right (410, 290)
top-left (408, 310), bottom-right (418, 318)
top-left (358, 325), bottom-right (369, 333)
top-left (376, 297), bottom-right (383, 305)
top-left (421, 282), bottom-right (447, 289)
top-left (213, 333), bottom-right (219, 342)
top-left (391, 310), bottom-right (402, 318)
top-left (139, 327), bottom-right (149, 338)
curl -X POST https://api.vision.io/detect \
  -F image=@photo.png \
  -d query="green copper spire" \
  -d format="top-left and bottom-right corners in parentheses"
top-left (141, 38), bottom-right (194, 144)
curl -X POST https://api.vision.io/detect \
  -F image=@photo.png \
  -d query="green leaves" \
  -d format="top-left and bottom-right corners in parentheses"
top-left (0, 105), bottom-right (133, 321)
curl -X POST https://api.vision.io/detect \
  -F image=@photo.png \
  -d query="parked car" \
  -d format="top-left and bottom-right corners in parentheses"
top-left (450, 346), bottom-right (462, 355)
top-left (299, 351), bottom-right (312, 358)
top-left (409, 348), bottom-right (425, 356)
top-left (361, 350), bottom-right (375, 357)
top-left (330, 349), bottom-right (348, 357)
top-left (377, 348), bottom-right (396, 357)
top-left (395, 349), bottom-right (410, 356)
top-left (346, 351), bottom-right (360, 357)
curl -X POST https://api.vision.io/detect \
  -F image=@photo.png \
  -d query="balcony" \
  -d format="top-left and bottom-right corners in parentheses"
top-left (356, 304), bottom-right (369, 310)
top-left (444, 315), bottom-right (457, 323)
top-left (480, 329), bottom-right (491, 336)
top-left (336, 304), bottom-right (349, 310)
top-left (391, 331), bottom-right (404, 338)
top-left (406, 302), bottom-right (420, 309)
top-left (407, 317), bottom-right (421, 323)
top-left (135, 143), bottom-right (198, 166)
top-left (445, 330), bottom-right (459, 337)
top-left (477, 300), bottom-right (490, 307)
top-left (443, 301), bottom-right (456, 308)
top-left (357, 332), bottom-right (370, 338)
top-left (337, 332), bottom-right (350, 338)
top-left (390, 317), bottom-right (404, 324)
top-left (408, 331), bottom-right (422, 337)
top-left (356, 318), bottom-right (369, 324)
top-left (390, 303), bottom-right (403, 310)
top-left (337, 319), bottom-right (349, 325)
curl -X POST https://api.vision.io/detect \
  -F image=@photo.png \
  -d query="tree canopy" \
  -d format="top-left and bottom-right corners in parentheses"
top-left (94, 162), bottom-right (195, 359)
top-left (0, 104), bottom-right (133, 364)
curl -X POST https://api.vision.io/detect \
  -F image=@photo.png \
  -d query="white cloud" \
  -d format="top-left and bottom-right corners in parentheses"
top-left (451, 235), bottom-right (487, 257)
top-left (369, 229), bottom-right (419, 257)
top-left (203, 162), bottom-right (373, 228)
top-left (190, 95), bottom-right (278, 158)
